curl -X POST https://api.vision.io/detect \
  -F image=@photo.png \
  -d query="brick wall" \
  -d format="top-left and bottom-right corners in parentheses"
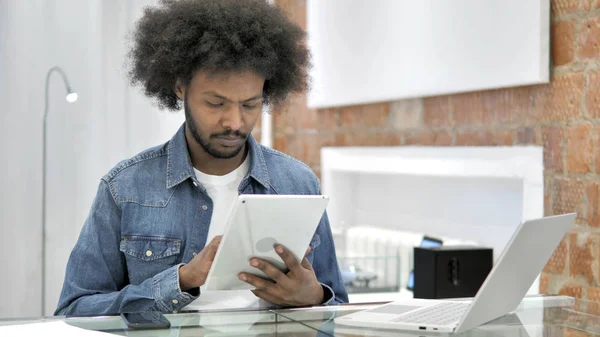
top-left (259, 0), bottom-right (600, 298)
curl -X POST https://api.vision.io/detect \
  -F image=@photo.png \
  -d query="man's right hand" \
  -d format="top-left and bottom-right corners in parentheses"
top-left (179, 235), bottom-right (222, 291)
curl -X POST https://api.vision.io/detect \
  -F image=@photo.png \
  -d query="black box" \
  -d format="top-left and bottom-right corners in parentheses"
top-left (413, 246), bottom-right (493, 299)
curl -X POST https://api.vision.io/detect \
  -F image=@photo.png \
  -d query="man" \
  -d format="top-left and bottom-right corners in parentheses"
top-left (55, 0), bottom-right (348, 316)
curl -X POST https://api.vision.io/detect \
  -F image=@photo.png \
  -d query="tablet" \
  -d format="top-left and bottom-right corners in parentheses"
top-left (203, 194), bottom-right (329, 291)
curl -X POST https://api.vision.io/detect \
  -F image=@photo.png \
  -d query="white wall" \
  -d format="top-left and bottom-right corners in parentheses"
top-left (306, 0), bottom-right (550, 108)
top-left (0, 0), bottom-right (184, 318)
top-left (353, 174), bottom-right (524, 256)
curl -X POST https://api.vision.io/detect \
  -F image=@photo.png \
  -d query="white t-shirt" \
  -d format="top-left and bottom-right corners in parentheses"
top-left (194, 156), bottom-right (249, 247)
top-left (191, 155), bottom-right (268, 310)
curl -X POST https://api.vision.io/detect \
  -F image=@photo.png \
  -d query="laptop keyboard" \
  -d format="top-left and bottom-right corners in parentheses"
top-left (392, 302), bottom-right (470, 326)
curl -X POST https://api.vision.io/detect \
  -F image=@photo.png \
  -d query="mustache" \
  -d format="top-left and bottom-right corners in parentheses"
top-left (210, 130), bottom-right (247, 139)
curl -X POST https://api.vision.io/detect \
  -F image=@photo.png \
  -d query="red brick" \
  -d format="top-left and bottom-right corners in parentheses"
top-left (317, 108), bottom-right (338, 130)
top-left (404, 131), bottom-right (452, 146)
top-left (362, 103), bottom-right (391, 127)
top-left (339, 103), bottom-right (390, 128)
top-left (371, 132), bottom-right (401, 146)
top-left (455, 131), bottom-right (481, 146)
top-left (587, 286), bottom-right (600, 303)
top-left (558, 283), bottom-right (583, 298)
top-left (577, 17), bottom-right (600, 60)
top-left (569, 233), bottom-right (595, 283)
top-left (587, 286), bottom-right (600, 316)
top-left (553, 178), bottom-right (586, 224)
top-left (451, 88), bottom-right (533, 125)
top-left (423, 96), bottom-right (451, 126)
top-left (588, 71), bottom-right (600, 118)
top-left (548, 1), bottom-right (599, 16)
top-left (581, 0), bottom-right (600, 11)
top-left (543, 127), bottom-right (564, 172)
top-left (587, 183), bottom-right (600, 227)
top-left (334, 131), bottom-right (366, 146)
top-left (289, 95), bottom-right (314, 129)
top-left (485, 88), bottom-right (533, 124)
top-left (455, 130), bottom-right (513, 146)
top-left (273, 135), bottom-right (288, 153)
top-left (296, 133), bottom-right (336, 166)
top-left (284, 134), bottom-right (298, 158)
top-left (338, 105), bottom-right (361, 126)
top-left (533, 73), bottom-right (584, 122)
top-left (552, 20), bottom-right (576, 66)
top-left (552, 0), bottom-right (579, 15)
top-left (335, 131), bottom-right (400, 147)
top-left (567, 124), bottom-right (593, 173)
top-left (273, 104), bottom-right (296, 134)
top-left (517, 127), bottom-right (537, 144)
top-left (544, 236), bottom-right (568, 274)
top-left (452, 92), bottom-right (485, 125)
top-left (546, 177), bottom-right (553, 215)
top-left (295, 133), bottom-right (315, 165)
top-left (494, 130), bottom-right (514, 145)
top-left (596, 126), bottom-right (600, 172)
top-left (565, 328), bottom-right (592, 337)
top-left (391, 99), bottom-right (423, 130)
top-left (288, 94), bottom-right (337, 131)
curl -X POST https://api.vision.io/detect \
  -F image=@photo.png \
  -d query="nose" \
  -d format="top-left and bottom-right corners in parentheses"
top-left (221, 105), bottom-right (243, 131)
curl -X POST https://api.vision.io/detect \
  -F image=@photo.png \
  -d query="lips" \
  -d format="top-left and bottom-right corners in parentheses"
top-left (215, 136), bottom-right (244, 147)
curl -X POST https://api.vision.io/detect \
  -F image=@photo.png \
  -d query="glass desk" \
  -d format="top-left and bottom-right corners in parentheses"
top-left (1, 295), bottom-right (598, 336)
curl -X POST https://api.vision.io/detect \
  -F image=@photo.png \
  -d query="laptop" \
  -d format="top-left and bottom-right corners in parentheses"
top-left (334, 213), bottom-right (576, 334)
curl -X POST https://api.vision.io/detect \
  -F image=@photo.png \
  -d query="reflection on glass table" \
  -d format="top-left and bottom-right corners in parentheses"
top-left (1, 295), bottom-right (600, 336)
top-left (272, 295), bottom-right (597, 337)
top-left (337, 255), bottom-right (400, 293)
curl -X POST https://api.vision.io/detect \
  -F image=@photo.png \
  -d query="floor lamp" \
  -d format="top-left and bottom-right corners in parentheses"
top-left (42, 66), bottom-right (78, 315)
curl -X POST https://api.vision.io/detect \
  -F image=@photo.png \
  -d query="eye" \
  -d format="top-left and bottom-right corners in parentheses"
top-left (205, 101), bottom-right (224, 107)
top-left (242, 104), bottom-right (258, 110)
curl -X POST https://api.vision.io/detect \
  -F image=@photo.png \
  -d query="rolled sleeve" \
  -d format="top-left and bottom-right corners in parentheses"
top-left (152, 264), bottom-right (199, 312)
top-left (320, 282), bottom-right (336, 305)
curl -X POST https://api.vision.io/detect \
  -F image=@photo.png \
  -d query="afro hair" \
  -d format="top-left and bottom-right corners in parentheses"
top-left (126, 0), bottom-right (311, 112)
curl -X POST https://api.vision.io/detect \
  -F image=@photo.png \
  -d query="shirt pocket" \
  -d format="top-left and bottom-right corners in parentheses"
top-left (120, 235), bottom-right (181, 284)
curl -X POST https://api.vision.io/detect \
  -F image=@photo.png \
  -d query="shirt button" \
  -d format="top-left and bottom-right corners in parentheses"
top-left (202, 205), bottom-right (208, 211)
top-left (193, 181), bottom-right (198, 187)
top-left (172, 299), bottom-right (179, 304)
top-left (145, 250), bottom-right (153, 257)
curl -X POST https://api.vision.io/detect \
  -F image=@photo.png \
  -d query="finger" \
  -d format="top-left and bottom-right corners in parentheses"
top-left (195, 235), bottom-right (222, 260)
top-left (251, 289), bottom-right (287, 306)
top-left (300, 255), bottom-right (314, 271)
top-left (210, 235), bottom-right (222, 247)
top-left (305, 246), bottom-right (312, 257)
top-left (274, 244), bottom-right (302, 271)
top-left (249, 258), bottom-right (289, 285)
top-left (239, 272), bottom-right (274, 291)
top-left (205, 235), bottom-right (223, 260)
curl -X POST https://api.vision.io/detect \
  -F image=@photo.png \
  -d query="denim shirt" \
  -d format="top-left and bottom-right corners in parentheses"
top-left (55, 124), bottom-right (348, 316)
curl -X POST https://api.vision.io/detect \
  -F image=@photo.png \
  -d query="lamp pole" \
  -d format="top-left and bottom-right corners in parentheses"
top-left (42, 66), bottom-right (77, 315)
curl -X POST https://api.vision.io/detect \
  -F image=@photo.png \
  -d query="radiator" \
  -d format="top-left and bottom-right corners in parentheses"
top-left (336, 226), bottom-right (478, 291)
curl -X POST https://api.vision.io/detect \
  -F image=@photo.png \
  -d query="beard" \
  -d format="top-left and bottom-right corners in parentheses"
top-left (184, 94), bottom-right (248, 159)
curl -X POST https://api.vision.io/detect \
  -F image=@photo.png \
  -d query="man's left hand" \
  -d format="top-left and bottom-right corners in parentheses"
top-left (238, 245), bottom-right (324, 306)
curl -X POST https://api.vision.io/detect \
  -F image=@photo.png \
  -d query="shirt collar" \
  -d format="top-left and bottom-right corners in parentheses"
top-left (166, 123), bottom-right (270, 190)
